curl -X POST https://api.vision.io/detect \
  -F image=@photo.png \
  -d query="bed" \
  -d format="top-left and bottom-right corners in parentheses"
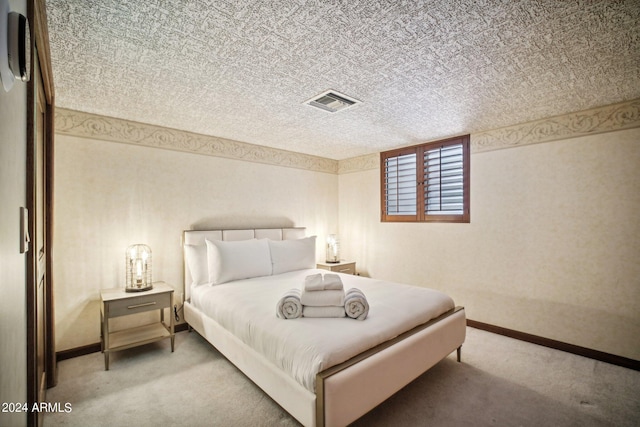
top-left (182, 227), bottom-right (466, 426)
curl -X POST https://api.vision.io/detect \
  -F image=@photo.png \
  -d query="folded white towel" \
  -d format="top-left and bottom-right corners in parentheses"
top-left (322, 274), bottom-right (344, 291)
top-left (300, 289), bottom-right (345, 307)
top-left (304, 273), bottom-right (324, 291)
top-left (344, 288), bottom-right (369, 320)
top-left (303, 306), bottom-right (345, 318)
top-left (276, 288), bottom-right (303, 319)
top-left (303, 273), bottom-right (344, 291)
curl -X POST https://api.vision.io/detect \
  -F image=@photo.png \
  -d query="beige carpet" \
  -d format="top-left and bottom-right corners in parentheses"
top-left (44, 327), bottom-right (640, 426)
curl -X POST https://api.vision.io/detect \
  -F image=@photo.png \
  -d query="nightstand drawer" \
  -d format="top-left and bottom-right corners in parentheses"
top-left (316, 261), bottom-right (356, 275)
top-left (106, 292), bottom-right (171, 317)
top-left (333, 264), bottom-right (356, 275)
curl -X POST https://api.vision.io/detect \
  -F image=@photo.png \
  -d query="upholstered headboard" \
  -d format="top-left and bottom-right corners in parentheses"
top-left (182, 227), bottom-right (306, 301)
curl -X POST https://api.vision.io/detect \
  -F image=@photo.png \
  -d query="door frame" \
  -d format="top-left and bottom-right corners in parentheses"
top-left (26, 1), bottom-right (55, 425)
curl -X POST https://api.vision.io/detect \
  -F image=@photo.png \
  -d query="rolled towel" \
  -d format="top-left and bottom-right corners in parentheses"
top-left (276, 288), bottom-right (303, 319)
top-left (303, 306), bottom-right (346, 318)
top-left (304, 273), bottom-right (324, 291)
top-left (345, 288), bottom-right (369, 320)
top-left (300, 289), bottom-right (345, 307)
top-left (322, 273), bottom-right (344, 291)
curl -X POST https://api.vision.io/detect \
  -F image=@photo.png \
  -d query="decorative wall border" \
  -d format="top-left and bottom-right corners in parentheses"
top-left (56, 99), bottom-right (640, 175)
top-left (338, 153), bottom-right (379, 174)
top-left (337, 98), bottom-right (640, 173)
top-left (472, 98), bottom-right (640, 154)
top-left (55, 109), bottom-right (339, 174)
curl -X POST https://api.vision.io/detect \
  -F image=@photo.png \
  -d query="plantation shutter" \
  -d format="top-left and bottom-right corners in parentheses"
top-left (384, 152), bottom-right (417, 216)
top-left (381, 135), bottom-right (469, 223)
top-left (423, 142), bottom-right (464, 215)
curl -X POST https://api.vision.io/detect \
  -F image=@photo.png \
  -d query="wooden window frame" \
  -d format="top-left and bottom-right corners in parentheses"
top-left (381, 135), bottom-right (470, 223)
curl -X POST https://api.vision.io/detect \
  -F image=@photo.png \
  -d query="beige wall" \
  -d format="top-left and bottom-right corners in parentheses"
top-left (53, 105), bottom-right (640, 362)
top-left (0, 0), bottom-right (28, 424)
top-left (53, 134), bottom-right (338, 351)
top-left (339, 128), bottom-right (640, 360)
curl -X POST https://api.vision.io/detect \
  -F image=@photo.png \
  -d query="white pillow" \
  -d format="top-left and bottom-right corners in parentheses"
top-left (184, 244), bottom-right (208, 286)
top-left (205, 238), bottom-right (272, 285)
top-left (268, 236), bottom-right (316, 275)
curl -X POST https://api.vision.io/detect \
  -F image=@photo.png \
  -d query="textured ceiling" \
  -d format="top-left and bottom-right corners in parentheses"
top-left (46, 0), bottom-right (640, 160)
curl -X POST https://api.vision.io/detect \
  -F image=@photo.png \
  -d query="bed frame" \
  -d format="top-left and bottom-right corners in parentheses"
top-left (182, 227), bottom-right (466, 427)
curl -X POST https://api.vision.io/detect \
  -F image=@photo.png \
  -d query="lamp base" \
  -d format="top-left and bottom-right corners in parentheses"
top-left (325, 260), bottom-right (340, 264)
top-left (125, 284), bottom-right (153, 292)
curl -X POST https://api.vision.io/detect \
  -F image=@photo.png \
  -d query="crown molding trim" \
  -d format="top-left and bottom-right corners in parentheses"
top-left (54, 108), bottom-right (339, 174)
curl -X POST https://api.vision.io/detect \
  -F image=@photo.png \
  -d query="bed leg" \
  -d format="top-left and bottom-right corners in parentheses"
top-left (187, 324), bottom-right (192, 333)
top-left (456, 346), bottom-right (462, 363)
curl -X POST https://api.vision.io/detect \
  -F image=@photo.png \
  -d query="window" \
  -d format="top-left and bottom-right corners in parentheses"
top-left (381, 135), bottom-right (470, 223)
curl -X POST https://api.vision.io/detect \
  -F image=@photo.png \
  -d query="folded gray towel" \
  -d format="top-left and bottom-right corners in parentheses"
top-left (344, 288), bottom-right (369, 320)
top-left (276, 288), bottom-right (303, 319)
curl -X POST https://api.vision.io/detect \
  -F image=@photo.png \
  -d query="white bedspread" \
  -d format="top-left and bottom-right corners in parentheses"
top-left (190, 269), bottom-right (454, 392)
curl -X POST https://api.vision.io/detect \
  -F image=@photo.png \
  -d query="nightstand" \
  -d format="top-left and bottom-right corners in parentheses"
top-left (316, 261), bottom-right (356, 275)
top-left (100, 282), bottom-right (175, 370)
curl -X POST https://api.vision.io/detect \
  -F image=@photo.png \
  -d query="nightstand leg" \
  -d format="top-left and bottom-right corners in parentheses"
top-left (100, 312), bottom-right (104, 353)
top-left (102, 302), bottom-right (109, 369)
top-left (170, 293), bottom-right (175, 352)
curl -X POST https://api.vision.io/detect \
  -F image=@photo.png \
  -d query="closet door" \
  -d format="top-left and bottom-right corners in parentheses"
top-left (35, 49), bottom-right (47, 404)
top-left (27, 1), bottom-right (55, 425)
top-left (26, 47), bottom-right (49, 427)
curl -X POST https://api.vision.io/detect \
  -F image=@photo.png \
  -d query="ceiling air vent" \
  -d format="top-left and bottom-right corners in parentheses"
top-left (304, 90), bottom-right (361, 113)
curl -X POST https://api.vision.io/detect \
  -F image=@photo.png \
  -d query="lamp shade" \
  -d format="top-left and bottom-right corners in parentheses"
top-left (125, 244), bottom-right (152, 292)
top-left (326, 234), bottom-right (340, 263)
